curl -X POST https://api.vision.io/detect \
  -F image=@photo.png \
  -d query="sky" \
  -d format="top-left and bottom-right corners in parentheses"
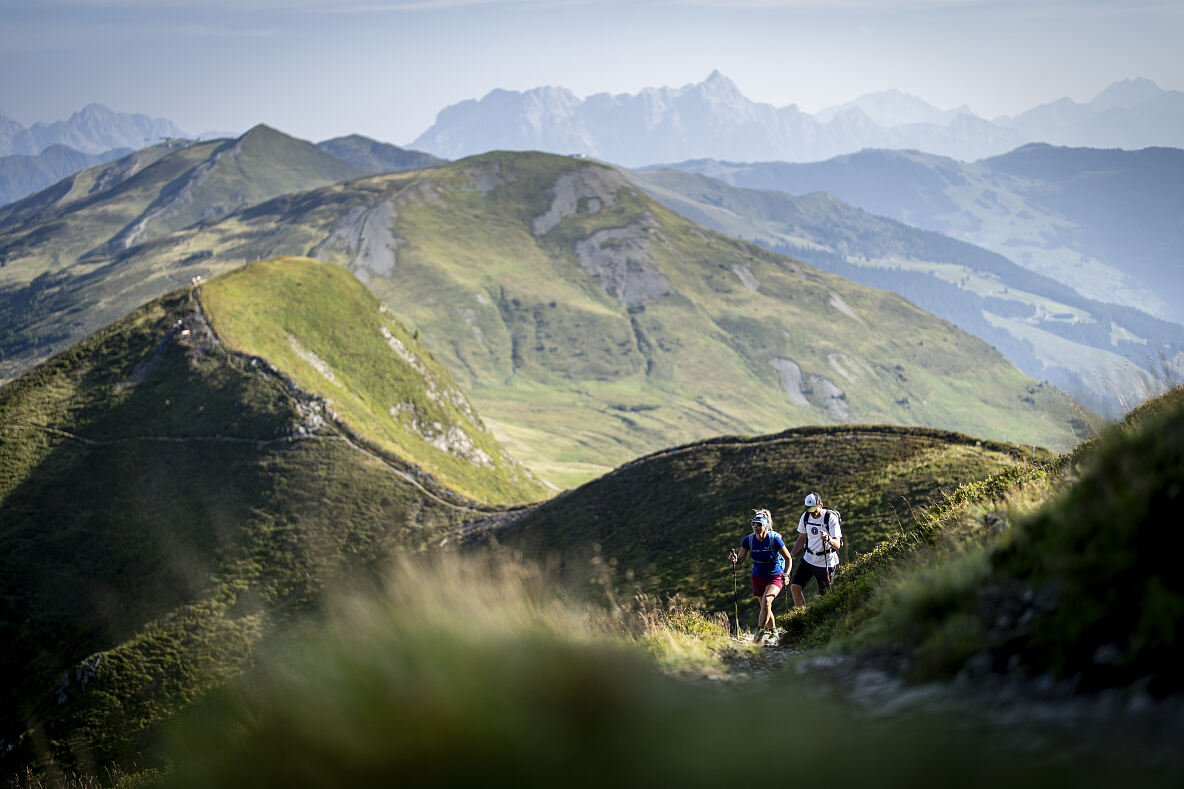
top-left (1, 0), bottom-right (1182, 146)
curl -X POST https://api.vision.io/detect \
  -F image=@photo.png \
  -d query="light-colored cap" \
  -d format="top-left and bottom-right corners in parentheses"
top-left (804, 493), bottom-right (821, 509)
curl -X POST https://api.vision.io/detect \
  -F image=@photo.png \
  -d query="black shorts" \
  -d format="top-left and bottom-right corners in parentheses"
top-left (791, 560), bottom-right (834, 593)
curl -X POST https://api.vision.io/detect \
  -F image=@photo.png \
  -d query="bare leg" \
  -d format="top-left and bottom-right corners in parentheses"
top-left (790, 584), bottom-right (805, 607)
top-left (761, 583), bottom-right (782, 629)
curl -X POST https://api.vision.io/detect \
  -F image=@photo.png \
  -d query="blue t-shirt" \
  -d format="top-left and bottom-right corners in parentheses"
top-left (741, 531), bottom-right (787, 577)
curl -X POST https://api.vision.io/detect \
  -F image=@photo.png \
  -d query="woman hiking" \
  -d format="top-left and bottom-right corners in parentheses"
top-left (729, 509), bottom-right (793, 641)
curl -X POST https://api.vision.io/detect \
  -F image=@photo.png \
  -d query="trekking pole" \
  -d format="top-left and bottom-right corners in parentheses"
top-left (729, 551), bottom-right (740, 636)
top-left (822, 533), bottom-right (833, 593)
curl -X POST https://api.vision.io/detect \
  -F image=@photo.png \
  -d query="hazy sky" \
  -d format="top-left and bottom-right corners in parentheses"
top-left (2, 0), bottom-right (1181, 145)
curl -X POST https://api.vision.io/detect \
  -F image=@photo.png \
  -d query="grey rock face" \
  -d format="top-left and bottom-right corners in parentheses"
top-left (771, 358), bottom-right (848, 419)
top-left (312, 199), bottom-right (404, 280)
top-left (574, 214), bottom-right (670, 306)
top-left (771, 358), bottom-right (810, 407)
top-left (803, 374), bottom-right (849, 420)
top-left (532, 167), bottom-right (626, 236)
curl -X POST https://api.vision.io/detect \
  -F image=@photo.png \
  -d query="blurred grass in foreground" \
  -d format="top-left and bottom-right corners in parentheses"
top-left (149, 551), bottom-right (1175, 789)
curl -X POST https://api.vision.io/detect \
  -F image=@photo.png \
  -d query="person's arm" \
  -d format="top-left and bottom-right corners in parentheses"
top-left (790, 533), bottom-right (807, 557)
top-left (778, 542), bottom-right (793, 573)
top-left (819, 530), bottom-right (840, 550)
top-left (730, 546), bottom-right (749, 565)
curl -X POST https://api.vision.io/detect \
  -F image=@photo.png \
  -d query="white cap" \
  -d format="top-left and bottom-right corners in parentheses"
top-left (804, 493), bottom-right (820, 508)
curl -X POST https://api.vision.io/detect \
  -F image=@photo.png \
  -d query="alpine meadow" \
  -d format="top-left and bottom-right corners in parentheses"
top-left (2, 26), bottom-right (1184, 786)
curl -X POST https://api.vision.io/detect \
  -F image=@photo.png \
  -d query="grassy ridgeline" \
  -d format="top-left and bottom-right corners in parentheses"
top-left (492, 425), bottom-right (1036, 617)
top-left (155, 553), bottom-right (1176, 789)
top-left (200, 257), bottom-right (547, 505)
top-left (787, 385), bottom-right (1184, 695)
top-left (0, 282), bottom-right (502, 778)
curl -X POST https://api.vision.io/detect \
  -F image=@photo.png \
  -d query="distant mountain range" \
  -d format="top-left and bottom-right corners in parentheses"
top-left (0, 144), bottom-right (132, 205)
top-left (629, 166), bottom-right (1184, 417)
top-left (0, 111), bottom-right (442, 207)
top-left (410, 72), bottom-right (1184, 166)
top-left (0, 103), bottom-right (187, 156)
top-left (658, 145), bottom-right (1184, 327)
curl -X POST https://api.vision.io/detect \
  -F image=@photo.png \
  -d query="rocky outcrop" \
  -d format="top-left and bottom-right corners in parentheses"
top-left (532, 167), bottom-right (626, 236)
top-left (802, 373), bottom-right (849, 420)
top-left (310, 198), bottom-right (404, 283)
top-left (771, 358), bottom-right (811, 407)
top-left (733, 263), bottom-right (760, 292)
top-left (574, 214), bottom-right (671, 306)
top-left (772, 357), bottom-right (849, 419)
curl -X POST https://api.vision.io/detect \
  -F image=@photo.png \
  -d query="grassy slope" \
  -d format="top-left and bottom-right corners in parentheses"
top-left (783, 385), bottom-right (1184, 694)
top-left (0, 127), bottom-right (364, 379)
top-left (0, 283), bottom-right (493, 777)
top-left (376, 154), bottom-right (1084, 476)
top-left (486, 424), bottom-right (1040, 614)
top-left (1, 149), bottom-right (1087, 484)
top-left (629, 167), bottom-right (1182, 416)
top-left (200, 256), bottom-right (546, 504)
top-left (157, 526), bottom-right (1182, 788)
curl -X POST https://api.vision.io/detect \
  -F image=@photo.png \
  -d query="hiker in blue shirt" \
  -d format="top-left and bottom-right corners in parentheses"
top-left (729, 509), bottom-right (793, 640)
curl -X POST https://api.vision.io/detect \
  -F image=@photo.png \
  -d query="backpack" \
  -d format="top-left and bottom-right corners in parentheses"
top-left (805, 509), bottom-right (844, 568)
top-left (746, 530), bottom-right (787, 572)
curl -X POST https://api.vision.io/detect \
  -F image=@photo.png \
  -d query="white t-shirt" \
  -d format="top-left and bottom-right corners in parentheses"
top-left (797, 509), bottom-right (842, 568)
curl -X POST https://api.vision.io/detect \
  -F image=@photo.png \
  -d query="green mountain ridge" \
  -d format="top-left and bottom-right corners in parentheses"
top-left (662, 145), bottom-right (1184, 324)
top-left (0, 258), bottom-right (537, 776)
top-left (0, 262), bottom-right (1050, 776)
top-left (477, 423), bottom-right (1041, 611)
top-left (628, 167), bottom-right (1184, 416)
top-left (0, 144), bottom-right (1089, 485)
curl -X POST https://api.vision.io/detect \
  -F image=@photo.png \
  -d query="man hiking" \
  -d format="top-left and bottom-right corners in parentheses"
top-left (789, 492), bottom-right (841, 607)
top-left (729, 509), bottom-right (793, 641)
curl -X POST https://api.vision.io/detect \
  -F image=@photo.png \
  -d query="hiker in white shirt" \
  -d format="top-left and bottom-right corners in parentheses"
top-left (789, 492), bottom-right (841, 607)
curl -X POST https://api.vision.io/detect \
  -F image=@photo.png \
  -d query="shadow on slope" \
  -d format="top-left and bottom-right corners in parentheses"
top-left (0, 284), bottom-right (495, 778)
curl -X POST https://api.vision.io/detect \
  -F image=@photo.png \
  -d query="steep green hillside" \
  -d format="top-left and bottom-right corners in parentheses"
top-left (0, 273), bottom-right (520, 776)
top-left (0, 147), bottom-right (1088, 483)
top-left (630, 167), bottom-right (1184, 416)
top-left (781, 385), bottom-right (1184, 695)
top-left (479, 425), bottom-right (1039, 611)
top-left (201, 256), bottom-right (545, 504)
top-left (0, 127), bottom-right (364, 380)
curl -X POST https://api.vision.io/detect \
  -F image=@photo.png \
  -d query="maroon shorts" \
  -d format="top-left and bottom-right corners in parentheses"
top-left (752, 575), bottom-right (785, 597)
